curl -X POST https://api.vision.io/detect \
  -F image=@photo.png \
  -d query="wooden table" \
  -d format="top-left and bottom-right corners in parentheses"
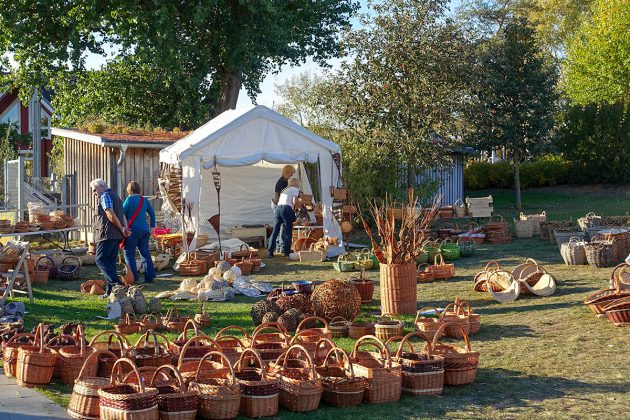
top-left (0, 226), bottom-right (87, 252)
top-left (228, 226), bottom-right (268, 248)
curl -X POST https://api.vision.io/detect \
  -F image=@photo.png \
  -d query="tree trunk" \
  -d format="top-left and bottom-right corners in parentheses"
top-left (513, 150), bottom-right (522, 211)
top-left (407, 157), bottom-right (416, 190)
top-left (213, 68), bottom-right (243, 115)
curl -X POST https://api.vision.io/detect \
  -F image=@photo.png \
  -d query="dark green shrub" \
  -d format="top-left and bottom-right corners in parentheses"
top-left (465, 156), bottom-right (572, 190)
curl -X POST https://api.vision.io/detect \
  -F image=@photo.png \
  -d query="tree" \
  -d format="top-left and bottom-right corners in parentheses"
top-left (563, 0), bottom-right (630, 105)
top-left (318, 0), bottom-right (473, 193)
top-left (467, 17), bottom-right (557, 210)
top-left (0, 0), bottom-right (357, 114)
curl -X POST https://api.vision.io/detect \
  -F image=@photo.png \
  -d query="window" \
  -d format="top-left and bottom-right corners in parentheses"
top-left (0, 101), bottom-right (20, 128)
top-left (41, 114), bottom-right (51, 139)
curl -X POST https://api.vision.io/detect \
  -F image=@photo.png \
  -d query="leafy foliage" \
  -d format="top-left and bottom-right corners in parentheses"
top-left (465, 156), bottom-right (572, 189)
top-left (563, 0), bottom-right (630, 105)
top-left (0, 122), bottom-right (31, 201)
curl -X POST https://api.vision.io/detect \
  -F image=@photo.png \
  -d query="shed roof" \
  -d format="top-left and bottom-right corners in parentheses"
top-left (51, 127), bottom-right (189, 148)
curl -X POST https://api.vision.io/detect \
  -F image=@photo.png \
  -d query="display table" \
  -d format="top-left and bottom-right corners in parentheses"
top-left (0, 226), bottom-right (87, 252)
top-left (228, 226), bottom-right (267, 248)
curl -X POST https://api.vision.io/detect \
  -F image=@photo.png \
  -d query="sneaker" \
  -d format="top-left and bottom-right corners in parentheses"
top-left (98, 293), bottom-right (109, 299)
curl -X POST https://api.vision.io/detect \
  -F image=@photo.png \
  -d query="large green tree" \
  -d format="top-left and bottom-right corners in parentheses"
top-left (563, 0), bottom-right (630, 105)
top-left (467, 17), bottom-right (557, 210)
top-left (0, 0), bottom-right (357, 116)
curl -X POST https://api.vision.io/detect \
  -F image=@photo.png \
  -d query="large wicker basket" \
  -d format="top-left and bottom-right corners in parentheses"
top-left (67, 350), bottom-right (118, 420)
top-left (188, 351), bottom-right (241, 420)
top-left (393, 331), bottom-right (445, 396)
top-left (374, 314), bottom-right (404, 342)
top-left (15, 324), bottom-right (56, 387)
top-left (350, 335), bottom-right (402, 403)
top-left (561, 237), bottom-right (587, 265)
top-left (316, 347), bottom-right (365, 407)
top-left (431, 323), bottom-right (479, 386)
top-left (134, 330), bottom-right (173, 369)
top-left (274, 344), bottom-right (323, 412)
top-left (2, 333), bottom-right (34, 378)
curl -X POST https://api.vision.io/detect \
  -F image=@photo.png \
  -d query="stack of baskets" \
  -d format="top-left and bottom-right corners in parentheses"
top-left (484, 215), bottom-right (511, 244)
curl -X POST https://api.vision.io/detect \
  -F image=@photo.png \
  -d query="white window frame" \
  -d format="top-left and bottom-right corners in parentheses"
top-left (0, 99), bottom-right (21, 130)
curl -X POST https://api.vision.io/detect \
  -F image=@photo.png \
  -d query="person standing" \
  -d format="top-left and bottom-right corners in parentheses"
top-left (268, 177), bottom-right (301, 258)
top-left (90, 179), bottom-right (129, 297)
top-left (122, 181), bottom-right (157, 284)
top-left (272, 165), bottom-right (296, 207)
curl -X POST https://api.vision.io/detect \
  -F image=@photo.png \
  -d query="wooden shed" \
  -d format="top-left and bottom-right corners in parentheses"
top-left (51, 128), bottom-right (188, 236)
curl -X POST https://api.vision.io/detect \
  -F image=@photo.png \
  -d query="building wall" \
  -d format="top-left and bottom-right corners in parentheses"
top-left (419, 153), bottom-right (464, 206)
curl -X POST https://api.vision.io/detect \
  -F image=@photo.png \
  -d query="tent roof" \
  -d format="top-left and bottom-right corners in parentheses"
top-left (159, 105), bottom-right (340, 166)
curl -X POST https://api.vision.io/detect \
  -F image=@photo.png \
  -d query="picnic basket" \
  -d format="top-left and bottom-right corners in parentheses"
top-left (15, 324), bottom-right (56, 387)
top-left (431, 322), bottom-right (479, 386)
top-left (350, 335), bottom-right (402, 403)
top-left (561, 237), bottom-right (587, 265)
top-left (374, 314), bottom-right (404, 342)
top-left (234, 348), bottom-right (280, 418)
top-left (162, 308), bottom-right (190, 333)
top-left (416, 263), bottom-right (435, 283)
top-left (89, 331), bottom-right (133, 378)
top-left (603, 297), bottom-right (630, 327)
top-left (134, 330), bottom-right (173, 369)
top-left (333, 253), bottom-right (355, 272)
top-left (188, 351), bottom-right (241, 420)
top-left (413, 308), bottom-right (442, 341)
top-left (57, 256), bottom-right (83, 280)
top-left (2, 333), bottom-right (34, 378)
top-left (274, 344), bottom-right (323, 412)
top-left (115, 313), bottom-right (141, 335)
top-left (393, 331), bottom-right (444, 396)
top-left (250, 322), bottom-right (291, 365)
top-left (316, 347), bottom-right (365, 407)
top-left (148, 364), bottom-right (198, 420)
top-left (67, 350), bottom-right (119, 420)
top-left (98, 358), bottom-right (159, 420)
top-left (429, 254), bottom-right (455, 280)
top-left (329, 317), bottom-right (350, 338)
top-left (351, 268), bottom-right (375, 303)
top-left (58, 325), bottom-right (95, 386)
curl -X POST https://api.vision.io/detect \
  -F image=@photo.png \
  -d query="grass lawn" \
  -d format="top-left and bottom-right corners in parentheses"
top-left (4, 185), bottom-right (630, 419)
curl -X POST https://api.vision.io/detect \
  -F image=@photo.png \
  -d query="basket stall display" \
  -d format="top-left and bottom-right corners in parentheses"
top-left (188, 351), bottom-right (241, 420)
top-left (431, 323), bottom-right (479, 386)
top-left (273, 344), bottom-right (323, 412)
top-left (98, 358), bottom-right (159, 420)
top-left (316, 347), bottom-right (365, 407)
top-left (148, 364), bottom-right (198, 420)
top-left (234, 348), bottom-right (280, 418)
top-left (67, 350), bottom-right (118, 420)
top-left (350, 335), bottom-right (402, 403)
top-left (393, 332), bottom-right (445, 396)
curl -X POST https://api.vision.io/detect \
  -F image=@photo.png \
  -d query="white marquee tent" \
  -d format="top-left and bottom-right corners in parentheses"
top-left (159, 105), bottom-right (344, 250)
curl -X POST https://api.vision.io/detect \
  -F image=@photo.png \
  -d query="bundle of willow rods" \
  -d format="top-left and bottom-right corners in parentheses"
top-left (359, 189), bottom-right (440, 265)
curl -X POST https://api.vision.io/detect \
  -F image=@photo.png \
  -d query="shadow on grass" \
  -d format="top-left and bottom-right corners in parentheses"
top-left (472, 324), bottom-right (535, 341)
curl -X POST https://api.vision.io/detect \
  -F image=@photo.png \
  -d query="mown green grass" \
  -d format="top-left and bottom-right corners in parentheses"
top-left (4, 185), bottom-right (630, 419)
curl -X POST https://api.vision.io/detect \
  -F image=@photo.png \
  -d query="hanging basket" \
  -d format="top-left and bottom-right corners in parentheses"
top-left (431, 322), bottom-right (479, 386)
top-left (316, 347), bottom-right (365, 407)
top-left (393, 331), bottom-right (445, 396)
top-left (188, 351), bottom-right (241, 420)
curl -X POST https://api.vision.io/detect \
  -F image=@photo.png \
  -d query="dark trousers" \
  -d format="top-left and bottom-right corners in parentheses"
top-left (95, 238), bottom-right (123, 294)
top-left (268, 205), bottom-right (295, 256)
top-left (123, 230), bottom-right (156, 283)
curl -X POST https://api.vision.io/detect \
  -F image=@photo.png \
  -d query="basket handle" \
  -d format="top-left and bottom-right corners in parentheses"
top-left (279, 344), bottom-right (317, 380)
top-left (88, 330), bottom-right (131, 350)
top-left (194, 351), bottom-right (236, 385)
top-left (176, 334), bottom-right (220, 367)
top-left (215, 335), bottom-right (246, 349)
top-left (322, 347), bottom-right (355, 378)
top-left (484, 260), bottom-right (501, 272)
top-left (414, 307), bottom-right (439, 323)
top-left (252, 322), bottom-right (290, 342)
top-left (215, 325), bottom-right (252, 340)
top-left (110, 358), bottom-right (144, 392)
top-left (568, 236), bottom-right (582, 246)
top-left (76, 350), bottom-right (118, 382)
top-left (149, 364), bottom-right (188, 392)
top-left (296, 316), bottom-right (329, 333)
top-left (350, 335), bottom-right (391, 368)
top-left (525, 258), bottom-right (539, 266)
top-left (395, 331), bottom-right (434, 359)
top-left (4, 332), bottom-right (35, 345)
top-left (433, 254), bottom-right (445, 266)
top-left (439, 302), bottom-right (466, 320)
top-left (610, 263), bottom-right (626, 289)
top-left (431, 321), bottom-right (472, 352)
top-left (328, 316), bottom-right (348, 326)
top-left (417, 263), bottom-right (430, 272)
top-left (176, 319), bottom-right (200, 342)
top-left (441, 237), bottom-right (454, 245)
top-left (234, 348), bottom-right (267, 378)
top-left (34, 255), bottom-right (55, 270)
top-left (61, 256), bottom-right (82, 267)
top-left (45, 334), bottom-right (76, 348)
top-left (141, 313), bottom-right (159, 324)
top-left (454, 199), bottom-right (464, 207)
top-left (135, 329), bottom-right (171, 356)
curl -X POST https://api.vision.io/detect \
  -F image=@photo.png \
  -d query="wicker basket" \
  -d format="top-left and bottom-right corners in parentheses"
top-left (56, 256), bottom-right (83, 280)
top-left (316, 347), bottom-right (365, 407)
top-left (486, 229), bottom-right (512, 244)
top-left (561, 237), bottom-right (587, 265)
top-left (416, 263), bottom-right (435, 283)
top-left (31, 255), bottom-right (51, 285)
top-left (485, 214), bottom-right (508, 230)
top-left (472, 261), bottom-right (502, 292)
top-left (15, 324), bottom-right (56, 387)
top-left (578, 212), bottom-right (601, 230)
top-left (251, 322), bottom-right (291, 365)
top-left (98, 358), bottom-right (159, 420)
top-left (429, 254), bottom-right (455, 281)
top-left (351, 268), bottom-right (375, 304)
top-left (374, 314), bottom-right (404, 342)
top-left (169, 319), bottom-right (201, 358)
top-left (513, 218), bottom-right (534, 238)
top-left (67, 350), bottom-right (118, 420)
top-left (603, 297), bottom-right (630, 327)
top-left (350, 335), bottom-right (402, 403)
top-left (2, 333), bottom-right (34, 378)
top-left (486, 270), bottom-right (521, 302)
top-left (88, 331), bottom-right (134, 378)
top-left (585, 241), bottom-right (616, 268)
top-left (431, 322), bottom-right (479, 386)
top-left (393, 331), bottom-right (444, 396)
top-left (333, 253), bottom-right (355, 272)
top-left (584, 272), bottom-right (630, 318)
top-left (234, 348), bottom-right (280, 418)
top-left (115, 313), bottom-right (141, 335)
top-left (214, 325), bottom-right (252, 366)
top-left (59, 325), bottom-right (95, 386)
top-left (348, 322), bottom-right (374, 339)
top-left (148, 364), bottom-right (198, 420)
top-left (46, 334), bottom-right (77, 379)
top-left (274, 344), bottom-right (323, 412)
top-left (292, 316), bottom-right (332, 352)
top-left (520, 211), bottom-right (546, 235)
top-left (554, 230), bottom-right (585, 251)
top-left (438, 303), bottom-right (471, 338)
top-left (176, 335), bottom-right (222, 382)
top-left (423, 240), bottom-right (442, 262)
top-left (329, 317), bottom-right (350, 338)
top-left (456, 237), bottom-right (477, 257)
top-left (512, 258), bottom-right (547, 294)
top-left (134, 330), bottom-right (173, 369)
top-left (413, 308), bottom-right (442, 341)
top-left (139, 314), bottom-right (160, 332)
top-left (162, 308), bottom-right (191, 333)
top-left (188, 351), bottom-right (241, 420)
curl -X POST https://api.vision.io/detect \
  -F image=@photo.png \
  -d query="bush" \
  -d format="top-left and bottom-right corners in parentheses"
top-left (465, 156), bottom-right (572, 190)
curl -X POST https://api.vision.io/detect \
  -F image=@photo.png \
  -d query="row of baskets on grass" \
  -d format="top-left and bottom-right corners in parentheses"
top-left (471, 258), bottom-right (557, 302)
top-left (584, 264), bottom-right (630, 327)
top-left (560, 231), bottom-right (630, 268)
top-left (4, 321), bottom-right (479, 419)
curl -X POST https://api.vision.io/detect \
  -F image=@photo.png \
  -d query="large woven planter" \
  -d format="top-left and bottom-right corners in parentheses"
top-left (380, 262), bottom-right (417, 315)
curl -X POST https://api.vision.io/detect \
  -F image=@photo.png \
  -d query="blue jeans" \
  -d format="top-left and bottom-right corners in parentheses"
top-left (123, 230), bottom-right (156, 283)
top-left (95, 239), bottom-right (123, 295)
top-left (268, 205), bottom-right (295, 256)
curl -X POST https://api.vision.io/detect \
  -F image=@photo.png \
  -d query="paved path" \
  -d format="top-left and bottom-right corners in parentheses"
top-left (0, 369), bottom-right (70, 420)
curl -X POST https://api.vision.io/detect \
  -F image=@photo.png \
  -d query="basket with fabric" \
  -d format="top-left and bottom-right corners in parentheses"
top-left (428, 254), bottom-right (455, 281)
top-left (315, 347), bottom-right (365, 407)
top-left (584, 270), bottom-right (630, 318)
top-left (89, 331), bottom-right (134, 378)
top-left (585, 241), bottom-right (616, 268)
top-left (456, 237), bottom-right (477, 257)
top-left (134, 330), bottom-right (173, 369)
top-left (57, 256), bottom-right (83, 280)
top-left (431, 322), bottom-right (479, 386)
top-left (115, 313), bottom-right (141, 335)
top-left (273, 344), bottom-right (323, 412)
top-left (15, 323), bottom-right (56, 387)
top-left (2, 333), bottom-right (34, 378)
top-left (59, 325), bottom-right (95, 386)
top-left (251, 322), bottom-right (291, 365)
top-left (603, 297), bottom-right (630, 327)
top-left (328, 317), bottom-right (350, 338)
top-left (67, 350), bottom-right (118, 420)
top-left (392, 331), bottom-right (444, 396)
top-left (188, 351), bottom-right (241, 420)
top-left (234, 348), bottom-right (280, 418)
top-left (333, 253), bottom-right (355, 272)
top-left (438, 303), bottom-right (470, 338)
top-left (148, 364), bottom-right (198, 420)
top-left (176, 335), bottom-right (222, 383)
top-left (416, 263), bottom-right (435, 283)
top-left (162, 308), bottom-right (191, 333)
top-left (374, 314), bottom-right (404, 342)
top-left (350, 335), bottom-right (402, 403)
top-left (98, 358), bottom-right (159, 420)
top-left (561, 237), bottom-right (587, 265)
top-left (413, 308), bottom-right (442, 341)
top-left (520, 211), bottom-right (547, 235)
top-left (440, 238), bottom-right (461, 261)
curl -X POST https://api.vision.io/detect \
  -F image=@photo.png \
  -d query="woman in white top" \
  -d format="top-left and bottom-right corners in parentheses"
top-left (267, 177), bottom-right (301, 257)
